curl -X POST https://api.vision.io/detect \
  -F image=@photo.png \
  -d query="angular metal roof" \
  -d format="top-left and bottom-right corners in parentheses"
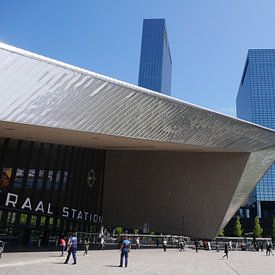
top-left (0, 43), bottom-right (275, 235)
top-left (0, 43), bottom-right (274, 153)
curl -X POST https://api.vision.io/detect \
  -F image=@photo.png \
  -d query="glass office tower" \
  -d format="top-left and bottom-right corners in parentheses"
top-left (236, 49), bottom-right (275, 218)
top-left (138, 19), bottom-right (172, 96)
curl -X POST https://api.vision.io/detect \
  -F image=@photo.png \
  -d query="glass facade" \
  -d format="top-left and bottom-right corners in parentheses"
top-left (0, 138), bottom-right (105, 247)
top-left (236, 49), bottom-right (275, 217)
top-left (138, 19), bottom-right (172, 96)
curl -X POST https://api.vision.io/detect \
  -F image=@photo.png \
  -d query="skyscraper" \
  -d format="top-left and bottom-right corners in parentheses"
top-left (237, 49), bottom-right (275, 218)
top-left (138, 19), bottom-right (172, 96)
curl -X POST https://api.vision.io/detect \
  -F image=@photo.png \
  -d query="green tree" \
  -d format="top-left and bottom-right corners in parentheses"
top-left (134, 228), bottom-right (139, 234)
top-left (253, 216), bottom-right (263, 237)
top-left (234, 216), bottom-right (243, 237)
top-left (115, 227), bottom-right (123, 235)
top-left (272, 217), bottom-right (275, 241)
top-left (218, 228), bottom-right (224, 237)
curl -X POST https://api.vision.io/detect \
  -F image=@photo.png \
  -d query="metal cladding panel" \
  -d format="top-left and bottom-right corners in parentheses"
top-left (221, 146), bottom-right (275, 227)
top-left (0, 43), bottom-right (275, 237)
top-left (103, 151), bottom-right (249, 238)
top-left (0, 43), bottom-right (275, 153)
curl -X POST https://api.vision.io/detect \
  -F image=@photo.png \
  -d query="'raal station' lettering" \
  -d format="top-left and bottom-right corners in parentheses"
top-left (5, 192), bottom-right (103, 223)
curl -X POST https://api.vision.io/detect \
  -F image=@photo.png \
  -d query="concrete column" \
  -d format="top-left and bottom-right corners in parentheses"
top-left (257, 200), bottom-right (261, 218)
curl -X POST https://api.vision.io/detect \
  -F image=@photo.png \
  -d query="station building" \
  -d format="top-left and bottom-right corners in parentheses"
top-left (0, 43), bottom-right (275, 246)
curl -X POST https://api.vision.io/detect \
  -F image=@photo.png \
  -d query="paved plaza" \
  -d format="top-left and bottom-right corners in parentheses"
top-left (0, 248), bottom-right (275, 275)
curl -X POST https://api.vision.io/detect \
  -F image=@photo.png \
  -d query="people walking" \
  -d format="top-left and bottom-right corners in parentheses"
top-left (208, 241), bottom-right (211, 251)
top-left (119, 236), bottom-right (131, 268)
top-left (100, 237), bottom-right (105, 250)
top-left (162, 239), bottom-right (167, 252)
top-left (195, 239), bottom-right (199, 252)
top-left (64, 233), bottom-right (77, 265)
top-left (136, 237), bottom-right (140, 249)
top-left (235, 241), bottom-right (239, 251)
top-left (266, 242), bottom-right (273, 256)
top-left (223, 243), bottom-right (228, 259)
top-left (83, 238), bottom-right (90, 256)
top-left (0, 240), bottom-right (6, 258)
top-left (179, 240), bottom-right (185, 251)
top-left (59, 236), bottom-right (66, 257)
top-left (229, 241), bottom-right (232, 251)
top-left (266, 244), bottom-right (269, 256)
top-left (216, 241), bottom-right (219, 252)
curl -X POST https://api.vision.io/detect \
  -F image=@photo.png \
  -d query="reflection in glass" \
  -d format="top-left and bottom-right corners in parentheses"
top-left (10, 212), bottom-right (16, 224)
top-left (62, 171), bottom-right (69, 191)
top-left (0, 168), bottom-right (12, 189)
top-left (49, 217), bottom-right (54, 229)
top-left (26, 169), bottom-right (35, 189)
top-left (20, 214), bottom-right (28, 225)
top-left (14, 168), bottom-right (24, 188)
top-left (46, 171), bottom-right (54, 189)
top-left (55, 171), bottom-right (61, 190)
top-left (30, 215), bottom-right (37, 227)
top-left (37, 170), bottom-right (44, 189)
top-left (40, 216), bottom-right (46, 226)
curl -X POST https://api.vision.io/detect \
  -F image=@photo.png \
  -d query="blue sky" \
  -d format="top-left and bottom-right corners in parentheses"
top-left (1, 0), bottom-right (275, 116)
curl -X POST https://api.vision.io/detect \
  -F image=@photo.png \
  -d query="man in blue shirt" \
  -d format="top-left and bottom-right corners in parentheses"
top-left (119, 236), bottom-right (131, 268)
top-left (64, 233), bottom-right (77, 265)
